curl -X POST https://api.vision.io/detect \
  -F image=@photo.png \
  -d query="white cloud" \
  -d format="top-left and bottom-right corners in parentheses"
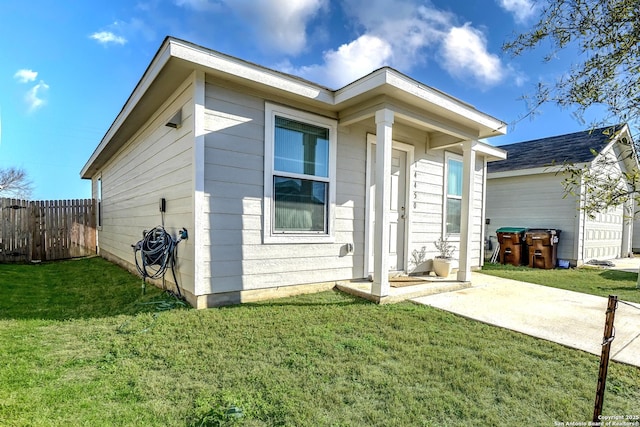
top-left (90, 31), bottom-right (127, 45)
top-left (14, 69), bottom-right (38, 83)
top-left (441, 24), bottom-right (504, 87)
top-left (25, 80), bottom-right (49, 113)
top-left (13, 69), bottom-right (49, 112)
top-left (497, 0), bottom-right (538, 24)
top-left (223, 0), bottom-right (327, 55)
top-left (172, 0), bottom-right (326, 55)
top-left (279, 0), bottom-right (509, 88)
top-left (341, 1), bottom-right (456, 66)
top-left (286, 34), bottom-right (393, 88)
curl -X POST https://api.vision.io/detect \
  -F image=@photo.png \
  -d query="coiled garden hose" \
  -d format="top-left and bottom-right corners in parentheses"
top-left (133, 226), bottom-right (188, 298)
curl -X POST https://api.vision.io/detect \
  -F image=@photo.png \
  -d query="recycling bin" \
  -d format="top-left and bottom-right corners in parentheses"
top-left (496, 227), bottom-right (527, 266)
top-left (525, 229), bottom-right (561, 269)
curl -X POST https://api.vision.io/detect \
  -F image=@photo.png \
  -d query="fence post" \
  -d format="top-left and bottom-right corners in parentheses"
top-left (1, 198), bottom-right (97, 262)
top-left (593, 295), bottom-right (618, 422)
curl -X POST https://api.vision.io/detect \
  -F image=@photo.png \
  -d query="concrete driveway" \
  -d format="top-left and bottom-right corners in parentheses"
top-left (412, 269), bottom-right (640, 368)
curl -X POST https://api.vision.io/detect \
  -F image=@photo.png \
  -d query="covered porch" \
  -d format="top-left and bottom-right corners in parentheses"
top-left (339, 97), bottom-right (506, 303)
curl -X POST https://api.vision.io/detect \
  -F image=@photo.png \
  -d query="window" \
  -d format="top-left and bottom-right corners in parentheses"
top-left (97, 176), bottom-right (103, 228)
top-left (445, 154), bottom-right (462, 234)
top-left (264, 103), bottom-right (336, 243)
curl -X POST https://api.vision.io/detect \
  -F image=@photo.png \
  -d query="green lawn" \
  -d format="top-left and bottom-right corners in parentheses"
top-left (0, 258), bottom-right (638, 426)
top-left (481, 262), bottom-right (640, 304)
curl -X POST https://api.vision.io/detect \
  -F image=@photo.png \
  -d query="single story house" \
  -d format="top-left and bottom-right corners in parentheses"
top-left (81, 36), bottom-right (507, 308)
top-left (486, 124), bottom-right (638, 266)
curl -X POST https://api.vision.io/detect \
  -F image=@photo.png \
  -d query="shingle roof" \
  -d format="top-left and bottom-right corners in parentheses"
top-left (488, 126), bottom-right (621, 173)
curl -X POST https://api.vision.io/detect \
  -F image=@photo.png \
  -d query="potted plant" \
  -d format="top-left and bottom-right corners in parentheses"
top-left (432, 237), bottom-right (455, 277)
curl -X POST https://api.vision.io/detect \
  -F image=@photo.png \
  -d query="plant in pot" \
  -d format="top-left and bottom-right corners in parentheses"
top-left (432, 237), bottom-right (455, 277)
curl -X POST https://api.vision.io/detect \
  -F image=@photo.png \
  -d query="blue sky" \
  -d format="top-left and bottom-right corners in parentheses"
top-left (0, 0), bottom-right (611, 200)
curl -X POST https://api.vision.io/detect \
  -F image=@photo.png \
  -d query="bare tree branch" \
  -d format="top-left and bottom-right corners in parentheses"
top-left (0, 167), bottom-right (33, 199)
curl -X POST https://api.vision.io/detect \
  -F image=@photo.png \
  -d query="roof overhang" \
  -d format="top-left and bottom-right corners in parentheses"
top-left (591, 124), bottom-right (639, 176)
top-left (488, 165), bottom-right (572, 179)
top-left (81, 37), bottom-right (507, 178)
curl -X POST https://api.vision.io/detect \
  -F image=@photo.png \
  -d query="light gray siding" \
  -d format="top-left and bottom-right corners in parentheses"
top-left (95, 77), bottom-right (195, 294)
top-left (486, 173), bottom-right (578, 263)
top-left (582, 151), bottom-right (626, 260)
top-left (408, 153), bottom-right (486, 272)
top-left (202, 82), bottom-right (364, 294)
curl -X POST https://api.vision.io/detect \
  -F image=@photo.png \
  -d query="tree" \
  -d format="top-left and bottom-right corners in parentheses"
top-left (503, 0), bottom-right (640, 217)
top-left (560, 126), bottom-right (639, 218)
top-left (503, 0), bottom-right (640, 128)
top-left (0, 167), bottom-right (33, 199)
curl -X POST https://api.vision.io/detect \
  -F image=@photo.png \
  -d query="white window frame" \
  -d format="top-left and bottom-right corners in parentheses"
top-left (96, 175), bottom-right (103, 230)
top-left (443, 152), bottom-right (463, 238)
top-left (263, 102), bottom-right (337, 244)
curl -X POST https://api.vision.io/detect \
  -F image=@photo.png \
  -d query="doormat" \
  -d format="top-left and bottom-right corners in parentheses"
top-left (390, 277), bottom-right (431, 288)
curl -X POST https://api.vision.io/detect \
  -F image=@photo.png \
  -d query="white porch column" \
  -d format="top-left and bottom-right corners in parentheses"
top-left (372, 109), bottom-right (394, 298)
top-left (457, 141), bottom-right (476, 282)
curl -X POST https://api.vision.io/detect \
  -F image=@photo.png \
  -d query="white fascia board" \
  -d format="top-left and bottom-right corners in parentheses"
top-left (169, 40), bottom-right (334, 105)
top-left (336, 68), bottom-right (507, 137)
top-left (487, 164), bottom-right (582, 179)
top-left (81, 40), bottom-right (173, 178)
top-left (473, 140), bottom-right (507, 161)
top-left (592, 127), bottom-right (623, 165)
top-left (590, 124), bottom-right (638, 171)
top-left (385, 72), bottom-right (506, 135)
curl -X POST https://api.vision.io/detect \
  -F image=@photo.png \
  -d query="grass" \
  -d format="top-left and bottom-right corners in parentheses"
top-left (481, 262), bottom-right (640, 304)
top-left (0, 258), bottom-right (638, 426)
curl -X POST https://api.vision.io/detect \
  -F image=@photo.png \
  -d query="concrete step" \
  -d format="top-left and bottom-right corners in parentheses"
top-left (335, 279), bottom-right (471, 304)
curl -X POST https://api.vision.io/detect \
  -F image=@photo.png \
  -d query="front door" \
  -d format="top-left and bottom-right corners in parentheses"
top-left (389, 149), bottom-right (407, 270)
top-left (367, 143), bottom-right (408, 274)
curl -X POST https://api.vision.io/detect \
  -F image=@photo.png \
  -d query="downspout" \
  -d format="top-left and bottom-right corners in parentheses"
top-left (193, 69), bottom-right (207, 307)
top-left (579, 172), bottom-right (587, 265)
top-left (480, 156), bottom-right (488, 268)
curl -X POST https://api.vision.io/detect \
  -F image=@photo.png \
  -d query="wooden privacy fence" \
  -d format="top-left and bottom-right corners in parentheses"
top-left (0, 198), bottom-right (97, 262)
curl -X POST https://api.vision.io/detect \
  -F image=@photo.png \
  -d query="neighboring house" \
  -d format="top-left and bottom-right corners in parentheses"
top-left (486, 125), bottom-right (638, 266)
top-left (81, 37), bottom-right (507, 308)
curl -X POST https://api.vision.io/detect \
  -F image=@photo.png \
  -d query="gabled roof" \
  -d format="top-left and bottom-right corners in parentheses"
top-left (81, 36), bottom-right (506, 179)
top-left (488, 125), bottom-right (625, 173)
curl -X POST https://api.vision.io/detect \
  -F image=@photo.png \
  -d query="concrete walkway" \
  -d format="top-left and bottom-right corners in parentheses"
top-left (412, 268), bottom-right (640, 368)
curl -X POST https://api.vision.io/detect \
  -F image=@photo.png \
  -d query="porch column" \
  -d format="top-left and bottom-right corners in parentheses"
top-left (457, 141), bottom-right (476, 282)
top-left (372, 109), bottom-right (394, 298)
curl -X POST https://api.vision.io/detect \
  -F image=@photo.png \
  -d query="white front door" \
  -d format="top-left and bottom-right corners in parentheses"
top-left (367, 141), bottom-right (409, 274)
top-left (389, 149), bottom-right (407, 270)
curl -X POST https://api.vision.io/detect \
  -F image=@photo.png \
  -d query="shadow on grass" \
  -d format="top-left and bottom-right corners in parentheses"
top-left (598, 269), bottom-right (638, 282)
top-left (0, 257), bottom-right (189, 321)
top-left (241, 291), bottom-right (374, 308)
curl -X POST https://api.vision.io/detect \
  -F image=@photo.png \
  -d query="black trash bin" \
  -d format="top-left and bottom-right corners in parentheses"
top-left (496, 227), bottom-right (527, 266)
top-left (525, 229), bottom-right (561, 269)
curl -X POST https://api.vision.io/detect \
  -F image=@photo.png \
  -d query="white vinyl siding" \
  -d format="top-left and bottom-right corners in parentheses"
top-left (95, 76), bottom-right (196, 293)
top-left (487, 143), bottom-right (631, 266)
top-left (390, 128), bottom-right (486, 273)
top-left (582, 151), bottom-right (626, 260)
top-left (202, 82), bottom-right (362, 294)
top-left (486, 173), bottom-right (578, 263)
